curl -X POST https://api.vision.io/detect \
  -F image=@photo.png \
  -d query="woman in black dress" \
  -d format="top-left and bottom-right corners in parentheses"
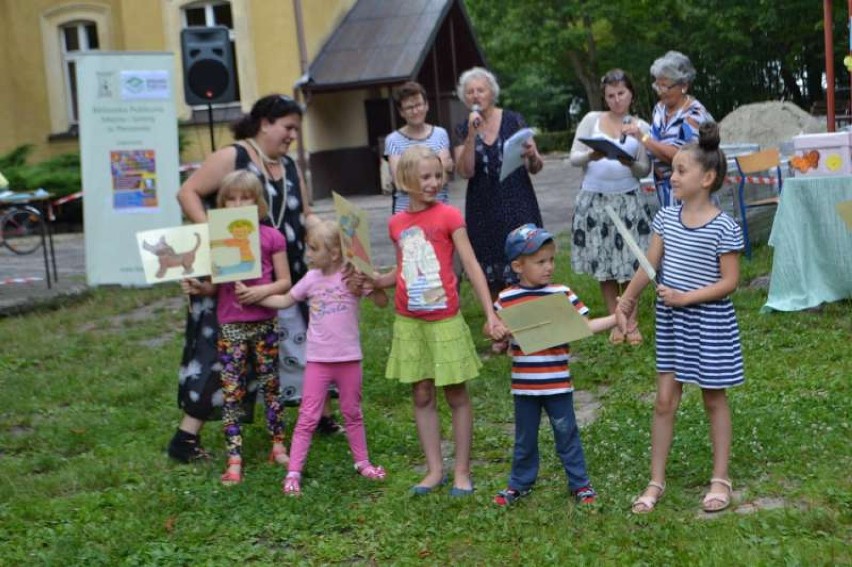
top-left (168, 95), bottom-right (338, 463)
top-left (454, 67), bottom-right (544, 295)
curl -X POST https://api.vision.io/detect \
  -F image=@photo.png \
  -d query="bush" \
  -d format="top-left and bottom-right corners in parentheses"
top-left (0, 145), bottom-right (81, 199)
top-left (535, 129), bottom-right (575, 154)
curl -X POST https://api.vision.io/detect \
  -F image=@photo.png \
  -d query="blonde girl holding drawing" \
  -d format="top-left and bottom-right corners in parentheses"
top-left (182, 170), bottom-right (292, 485)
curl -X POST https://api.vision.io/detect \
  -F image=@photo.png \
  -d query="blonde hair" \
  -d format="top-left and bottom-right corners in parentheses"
top-left (216, 170), bottom-right (268, 218)
top-left (396, 145), bottom-right (443, 194)
top-left (308, 219), bottom-right (342, 257)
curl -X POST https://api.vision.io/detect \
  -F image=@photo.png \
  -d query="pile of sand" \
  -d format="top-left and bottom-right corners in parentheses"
top-left (719, 101), bottom-right (825, 149)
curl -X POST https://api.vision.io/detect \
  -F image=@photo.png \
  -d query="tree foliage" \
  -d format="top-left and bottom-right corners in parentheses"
top-left (464, 0), bottom-right (848, 131)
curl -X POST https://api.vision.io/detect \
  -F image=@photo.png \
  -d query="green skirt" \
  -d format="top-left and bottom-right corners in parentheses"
top-left (385, 313), bottom-right (482, 386)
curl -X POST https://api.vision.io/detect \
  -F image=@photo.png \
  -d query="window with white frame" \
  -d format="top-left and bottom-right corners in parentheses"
top-left (182, 1), bottom-right (241, 103)
top-left (60, 20), bottom-right (99, 125)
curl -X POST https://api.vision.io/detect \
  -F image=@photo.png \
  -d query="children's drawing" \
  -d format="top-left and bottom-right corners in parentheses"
top-left (399, 225), bottom-right (446, 311)
top-left (208, 205), bottom-right (262, 284)
top-left (136, 223), bottom-right (211, 284)
top-left (143, 233), bottom-right (201, 277)
top-left (332, 192), bottom-right (373, 274)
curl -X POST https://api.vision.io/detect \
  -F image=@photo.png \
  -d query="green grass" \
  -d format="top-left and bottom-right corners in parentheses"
top-left (1, 242), bottom-right (850, 566)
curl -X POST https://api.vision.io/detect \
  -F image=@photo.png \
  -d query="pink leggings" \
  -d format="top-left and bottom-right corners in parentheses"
top-left (288, 360), bottom-right (370, 473)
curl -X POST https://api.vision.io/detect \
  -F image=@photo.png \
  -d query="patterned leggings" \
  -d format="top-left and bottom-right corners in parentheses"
top-left (218, 320), bottom-right (285, 458)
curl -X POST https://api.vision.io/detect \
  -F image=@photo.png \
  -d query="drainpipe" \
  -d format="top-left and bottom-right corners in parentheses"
top-left (292, 0), bottom-right (311, 195)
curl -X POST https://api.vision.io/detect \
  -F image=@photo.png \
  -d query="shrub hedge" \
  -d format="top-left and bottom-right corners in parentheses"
top-left (535, 129), bottom-right (575, 154)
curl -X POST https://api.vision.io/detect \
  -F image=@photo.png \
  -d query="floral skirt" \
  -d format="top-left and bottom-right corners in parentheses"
top-left (570, 190), bottom-right (653, 283)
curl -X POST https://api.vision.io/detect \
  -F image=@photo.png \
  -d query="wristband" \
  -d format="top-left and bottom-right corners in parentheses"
top-left (641, 133), bottom-right (651, 144)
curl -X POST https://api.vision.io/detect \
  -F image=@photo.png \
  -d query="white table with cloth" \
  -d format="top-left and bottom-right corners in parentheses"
top-left (761, 176), bottom-right (852, 312)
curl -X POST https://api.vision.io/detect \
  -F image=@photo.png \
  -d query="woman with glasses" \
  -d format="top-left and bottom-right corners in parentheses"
top-left (169, 94), bottom-right (341, 464)
top-left (569, 69), bottom-right (652, 345)
top-left (384, 81), bottom-right (453, 214)
top-left (454, 67), bottom-right (544, 296)
top-left (622, 51), bottom-right (713, 208)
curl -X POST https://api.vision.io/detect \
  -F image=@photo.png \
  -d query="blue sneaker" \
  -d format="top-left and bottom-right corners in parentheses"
top-left (572, 485), bottom-right (598, 505)
top-left (493, 487), bottom-right (531, 507)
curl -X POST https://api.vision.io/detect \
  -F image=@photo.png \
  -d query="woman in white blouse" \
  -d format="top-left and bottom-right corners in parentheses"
top-left (569, 69), bottom-right (652, 345)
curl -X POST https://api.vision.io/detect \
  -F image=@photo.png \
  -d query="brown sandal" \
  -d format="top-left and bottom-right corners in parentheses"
top-left (609, 328), bottom-right (626, 344)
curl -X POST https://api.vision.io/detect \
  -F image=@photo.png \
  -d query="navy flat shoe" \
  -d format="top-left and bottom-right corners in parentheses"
top-left (449, 484), bottom-right (475, 497)
top-left (410, 475), bottom-right (448, 495)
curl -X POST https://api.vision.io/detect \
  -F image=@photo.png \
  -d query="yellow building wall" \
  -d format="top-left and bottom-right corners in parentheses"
top-left (1, 0), bottom-right (359, 166)
top-left (117, 1), bottom-right (165, 50)
top-left (308, 90), bottom-right (371, 152)
top-left (1, 0), bottom-right (80, 161)
top-left (0, 2), bottom-right (15, 147)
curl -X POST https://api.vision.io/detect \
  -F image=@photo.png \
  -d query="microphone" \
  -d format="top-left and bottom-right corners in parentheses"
top-left (619, 116), bottom-right (631, 144)
top-left (472, 104), bottom-right (482, 128)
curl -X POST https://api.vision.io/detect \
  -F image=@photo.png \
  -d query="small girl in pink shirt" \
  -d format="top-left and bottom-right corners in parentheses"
top-left (251, 219), bottom-right (388, 494)
top-left (182, 170), bottom-right (292, 486)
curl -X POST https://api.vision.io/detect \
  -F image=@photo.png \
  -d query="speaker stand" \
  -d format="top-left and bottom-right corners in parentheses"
top-left (206, 100), bottom-right (216, 151)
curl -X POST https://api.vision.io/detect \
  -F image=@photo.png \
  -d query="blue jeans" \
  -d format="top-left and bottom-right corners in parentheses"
top-left (508, 393), bottom-right (590, 492)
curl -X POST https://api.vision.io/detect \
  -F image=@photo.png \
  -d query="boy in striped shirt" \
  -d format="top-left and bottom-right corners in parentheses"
top-left (493, 224), bottom-right (617, 507)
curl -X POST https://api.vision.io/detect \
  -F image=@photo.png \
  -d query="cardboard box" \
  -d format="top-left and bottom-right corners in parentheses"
top-left (791, 131), bottom-right (852, 177)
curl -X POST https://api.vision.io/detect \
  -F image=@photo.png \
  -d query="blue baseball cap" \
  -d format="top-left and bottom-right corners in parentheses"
top-left (505, 224), bottom-right (554, 262)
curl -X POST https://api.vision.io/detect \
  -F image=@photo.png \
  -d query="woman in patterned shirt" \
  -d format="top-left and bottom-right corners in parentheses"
top-left (622, 51), bottom-right (713, 208)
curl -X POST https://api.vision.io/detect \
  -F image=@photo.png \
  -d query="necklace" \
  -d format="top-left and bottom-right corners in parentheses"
top-left (666, 95), bottom-right (691, 119)
top-left (244, 140), bottom-right (288, 229)
top-left (245, 138), bottom-right (279, 165)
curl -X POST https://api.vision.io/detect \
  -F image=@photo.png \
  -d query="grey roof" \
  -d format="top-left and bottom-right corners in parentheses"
top-left (305, 0), bottom-right (461, 91)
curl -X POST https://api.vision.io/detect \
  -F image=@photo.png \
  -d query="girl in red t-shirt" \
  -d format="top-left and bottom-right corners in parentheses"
top-left (369, 145), bottom-right (506, 496)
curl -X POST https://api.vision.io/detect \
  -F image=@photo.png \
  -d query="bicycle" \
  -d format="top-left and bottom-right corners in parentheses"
top-left (0, 203), bottom-right (45, 255)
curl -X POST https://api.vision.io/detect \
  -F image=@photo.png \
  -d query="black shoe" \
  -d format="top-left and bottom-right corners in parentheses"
top-left (167, 430), bottom-right (211, 463)
top-left (316, 415), bottom-right (344, 435)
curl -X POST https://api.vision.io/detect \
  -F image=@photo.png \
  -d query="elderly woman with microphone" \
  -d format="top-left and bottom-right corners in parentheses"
top-left (569, 69), bottom-right (652, 345)
top-left (454, 67), bottom-right (544, 296)
top-left (621, 50), bottom-right (713, 208)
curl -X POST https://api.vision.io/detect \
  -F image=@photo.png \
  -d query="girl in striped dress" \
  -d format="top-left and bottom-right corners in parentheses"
top-left (617, 122), bottom-right (744, 514)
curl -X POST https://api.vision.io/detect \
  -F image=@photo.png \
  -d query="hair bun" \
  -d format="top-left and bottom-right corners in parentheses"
top-left (698, 122), bottom-right (721, 152)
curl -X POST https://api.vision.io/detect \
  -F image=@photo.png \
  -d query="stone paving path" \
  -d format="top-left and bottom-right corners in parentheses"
top-left (0, 154), bottom-right (585, 315)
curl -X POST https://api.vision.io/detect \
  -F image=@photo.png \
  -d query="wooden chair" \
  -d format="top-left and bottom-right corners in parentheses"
top-left (735, 148), bottom-right (782, 258)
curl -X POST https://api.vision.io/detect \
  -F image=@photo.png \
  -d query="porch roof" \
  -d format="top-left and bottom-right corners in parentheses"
top-left (302, 0), bottom-right (482, 92)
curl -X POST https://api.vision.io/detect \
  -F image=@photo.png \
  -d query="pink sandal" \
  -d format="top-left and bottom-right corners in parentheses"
top-left (220, 456), bottom-right (242, 486)
top-left (282, 472), bottom-right (301, 496)
top-left (269, 443), bottom-right (289, 467)
top-left (354, 460), bottom-right (386, 481)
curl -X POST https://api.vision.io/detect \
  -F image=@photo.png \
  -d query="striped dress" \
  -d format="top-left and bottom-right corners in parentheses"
top-left (653, 206), bottom-right (744, 388)
top-left (495, 284), bottom-right (589, 396)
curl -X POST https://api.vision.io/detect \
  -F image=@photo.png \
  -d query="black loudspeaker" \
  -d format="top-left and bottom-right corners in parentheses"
top-left (181, 26), bottom-right (236, 105)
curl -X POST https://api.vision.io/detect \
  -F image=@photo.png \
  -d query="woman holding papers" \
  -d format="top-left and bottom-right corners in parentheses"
top-left (569, 69), bottom-right (652, 345)
top-left (454, 67), bottom-right (544, 295)
top-left (621, 51), bottom-right (713, 208)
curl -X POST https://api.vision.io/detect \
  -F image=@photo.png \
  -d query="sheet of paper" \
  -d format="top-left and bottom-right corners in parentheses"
top-left (499, 127), bottom-right (535, 182)
top-left (577, 137), bottom-right (635, 162)
top-left (136, 223), bottom-right (210, 284)
top-left (604, 205), bottom-right (657, 281)
top-left (208, 205), bottom-right (262, 284)
top-left (333, 191), bottom-right (374, 274)
top-left (837, 199), bottom-right (852, 230)
top-left (498, 293), bottom-right (592, 354)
